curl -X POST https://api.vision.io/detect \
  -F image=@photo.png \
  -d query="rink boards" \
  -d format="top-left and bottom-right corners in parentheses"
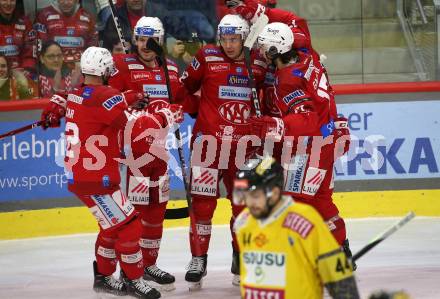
top-left (1, 189), bottom-right (439, 240)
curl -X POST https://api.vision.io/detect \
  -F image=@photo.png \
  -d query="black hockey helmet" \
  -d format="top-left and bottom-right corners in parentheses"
top-left (233, 155), bottom-right (284, 205)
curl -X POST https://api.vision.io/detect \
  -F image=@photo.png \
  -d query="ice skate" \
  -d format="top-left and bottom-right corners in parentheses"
top-left (120, 270), bottom-right (161, 299)
top-left (231, 250), bottom-right (240, 286)
top-left (92, 261), bottom-right (127, 297)
top-left (185, 254), bottom-right (207, 291)
top-left (342, 239), bottom-right (357, 271)
top-left (143, 264), bottom-right (176, 292)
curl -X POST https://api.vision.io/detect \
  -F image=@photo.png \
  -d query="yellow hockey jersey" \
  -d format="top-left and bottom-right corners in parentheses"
top-left (235, 196), bottom-right (354, 299)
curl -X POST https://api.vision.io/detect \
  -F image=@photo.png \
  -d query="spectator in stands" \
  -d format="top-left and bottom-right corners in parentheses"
top-left (38, 41), bottom-right (82, 98)
top-left (0, 0), bottom-right (36, 76)
top-left (0, 54), bottom-right (34, 100)
top-left (100, 0), bottom-right (167, 48)
top-left (166, 37), bottom-right (192, 75)
top-left (101, 26), bottom-right (132, 54)
top-left (35, 0), bottom-right (98, 64)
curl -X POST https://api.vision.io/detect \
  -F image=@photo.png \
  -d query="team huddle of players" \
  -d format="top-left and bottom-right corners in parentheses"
top-left (41, 0), bottom-right (359, 298)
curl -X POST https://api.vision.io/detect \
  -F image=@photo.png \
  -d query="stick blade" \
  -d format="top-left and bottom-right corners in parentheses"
top-left (244, 14), bottom-right (269, 49)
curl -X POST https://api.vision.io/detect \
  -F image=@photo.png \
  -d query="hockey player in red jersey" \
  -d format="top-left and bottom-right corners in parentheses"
top-left (40, 46), bottom-right (168, 299)
top-left (35, 0), bottom-right (98, 63)
top-left (248, 22), bottom-right (356, 267)
top-left (176, 14), bottom-right (267, 289)
top-left (0, 0), bottom-right (36, 72)
top-left (108, 16), bottom-right (184, 291)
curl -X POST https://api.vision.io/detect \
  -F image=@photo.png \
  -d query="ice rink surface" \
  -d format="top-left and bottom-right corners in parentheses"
top-left (1, 217), bottom-right (439, 299)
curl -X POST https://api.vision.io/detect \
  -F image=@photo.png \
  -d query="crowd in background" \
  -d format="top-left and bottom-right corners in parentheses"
top-left (0, 0), bottom-right (275, 101)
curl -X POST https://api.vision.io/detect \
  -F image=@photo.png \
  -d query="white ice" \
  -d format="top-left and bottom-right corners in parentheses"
top-left (1, 217), bottom-right (439, 299)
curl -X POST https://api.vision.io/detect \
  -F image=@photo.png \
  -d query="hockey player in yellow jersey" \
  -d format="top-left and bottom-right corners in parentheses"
top-left (233, 156), bottom-right (360, 299)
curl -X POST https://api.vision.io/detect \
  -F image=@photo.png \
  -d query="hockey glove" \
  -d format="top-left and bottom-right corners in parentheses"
top-left (334, 116), bottom-right (351, 157)
top-left (249, 115), bottom-right (284, 142)
top-left (41, 94), bottom-right (66, 130)
top-left (124, 90), bottom-right (148, 110)
top-left (233, 0), bottom-right (266, 23)
top-left (156, 104), bottom-right (184, 128)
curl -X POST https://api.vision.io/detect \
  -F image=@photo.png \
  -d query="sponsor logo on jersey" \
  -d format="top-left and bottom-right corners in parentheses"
top-left (66, 28), bottom-right (75, 36)
top-left (218, 101), bottom-right (250, 124)
top-left (27, 30), bottom-right (36, 38)
top-left (143, 84), bottom-right (168, 98)
top-left (128, 64), bottom-right (145, 70)
top-left (34, 23), bottom-right (46, 33)
top-left (102, 95), bottom-right (124, 110)
top-left (54, 36), bottom-right (84, 48)
top-left (283, 212), bottom-right (314, 238)
top-left (79, 15), bottom-right (90, 23)
top-left (243, 286), bottom-right (285, 299)
top-left (236, 66), bottom-right (243, 73)
top-left (155, 74), bottom-right (162, 81)
top-left (284, 154), bottom-right (308, 194)
top-left (283, 89), bottom-right (306, 105)
top-left (209, 63), bottom-right (229, 72)
top-left (243, 251), bottom-right (286, 287)
top-left (90, 205), bottom-right (111, 229)
top-left (167, 64), bottom-right (178, 73)
top-left (47, 14), bottom-right (60, 21)
top-left (0, 45), bottom-right (19, 56)
top-left (243, 252), bottom-right (285, 267)
top-left (228, 75), bottom-right (249, 87)
top-left (124, 57), bottom-right (136, 62)
top-left (254, 233), bottom-right (269, 248)
top-left (254, 59), bottom-right (267, 68)
top-left (14, 24), bottom-right (25, 30)
top-left (82, 87), bottom-right (94, 99)
top-left (5, 36), bottom-right (13, 44)
top-left (128, 176), bottom-right (150, 205)
top-left (191, 167), bottom-right (218, 196)
top-left (131, 71), bottom-right (151, 81)
top-left (93, 195), bottom-right (119, 225)
top-left (204, 48), bottom-right (221, 55)
top-left (219, 85), bottom-right (251, 101)
top-left (191, 57), bottom-right (200, 70)
top-left (292, 69), bottom-right (304, 78)
top-left (302, 167), bottom-right (326, 196)
top-left (67, 94), bottom-right (84, 104)
top-left (205, 56), bottom-right (224, 62)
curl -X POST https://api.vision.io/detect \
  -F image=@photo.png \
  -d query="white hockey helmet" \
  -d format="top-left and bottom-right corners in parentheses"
top-left (217, 14), bottom-right (250, 41)
top-left (257, 22), bottom-right (294, 56)
top-left (133, 16), bottom-right (165, 45)
top-left (80, 46), bottom-right (114, 77)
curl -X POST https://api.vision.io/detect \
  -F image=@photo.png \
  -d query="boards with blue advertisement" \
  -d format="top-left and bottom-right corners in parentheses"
top-left (0, 100), bottom-right (439, 203)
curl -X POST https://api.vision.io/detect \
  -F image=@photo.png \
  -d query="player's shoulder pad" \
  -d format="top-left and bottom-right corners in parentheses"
top-left (165, 58), bottom-right (179, 74)
top-left (233, 209), bottom-right (251, 233)
top-left (250, 50), bottom-right (267, 69)
top-left (78, 8), bottom-right (94, 23)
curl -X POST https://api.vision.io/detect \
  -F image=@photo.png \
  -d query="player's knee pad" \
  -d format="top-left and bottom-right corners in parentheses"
top-left (137, 202), bottom-right (167, 226)
top-left (192, 197), bottom-right (217, 222)
top-left (116, 216), bottom-right (143, 248)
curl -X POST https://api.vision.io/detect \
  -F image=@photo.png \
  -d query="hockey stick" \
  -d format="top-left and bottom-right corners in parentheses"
top-left (243, 13), bottom-right (269, 117)
top-left (0, 121), bottom-right (43, 140)
top-left (146, 38), bottom-right (202, 254)
top-left (107, 0), bottom-right (130, 54)
top-left (353, 211), bottom-right (416, 262)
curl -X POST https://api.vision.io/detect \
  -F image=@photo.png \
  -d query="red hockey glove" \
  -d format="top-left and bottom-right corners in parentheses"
top-left (249, 115), bottom-right (284, 141)
top-left (334, 116), bottom-right (351, 157)
top-left (156, 104), bottom-right (184, 127)
top-left (233, 0), bottom-right (266, 23)
top-left (41, 94), bottom-right (67, 130)
top-left (123, 90), bottom-right (147, 109)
